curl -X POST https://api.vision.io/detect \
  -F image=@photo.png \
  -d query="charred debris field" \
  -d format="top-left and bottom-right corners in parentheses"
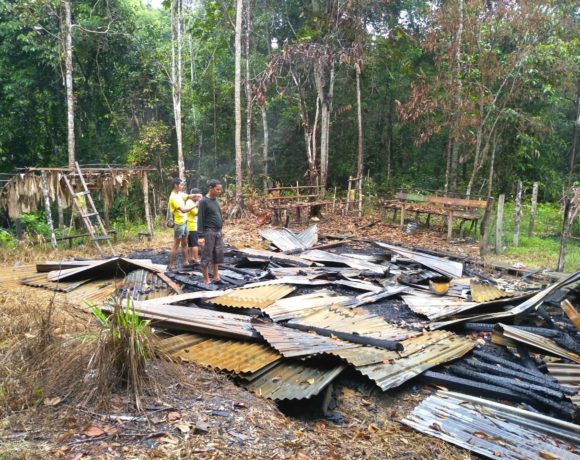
top-left (1, 224), bottom-right (579, 459)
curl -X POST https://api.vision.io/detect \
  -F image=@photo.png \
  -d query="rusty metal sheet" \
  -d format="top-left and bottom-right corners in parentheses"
top-left (208, 285), bottom-right (296, 309)
top-left (20, 272), bottom-right (90, 292)
top-left (243, 360), bottom-right (345, 400)
top-left (492, 323), bottom-right (580, 364)
top-left (373, 241), bottom-right (463, 278)
top-left (156, 333), bottom-right (208, 355)
top-left (128, 303), bottom-right (259, 340)
top-left (470, 281), bottom-right (513, 302)
top-left (252, 320), bottom-right (359, 358)
top-left (547, 363), bottom-right (580, 407)
top-left (356, 334), bottom-right (476, 391)
top-left (242, 276), bottom-right (332, 288)
top-left (65, 278), bottom-right (119, 305)
top-left (430, 271), bottom-right (580, 330)
top-left (402, 391), bottom-right (580, 460)
top-left (300, 249), bottom-right (387, 274)
top-left (329, 346), bottom-right (397, 367)
top-left (263, 290), bottom-right (352, 322)
top-left (173, 338), bottom-right (282, 374)
top-left (288, 305), bottom-right (420, 342)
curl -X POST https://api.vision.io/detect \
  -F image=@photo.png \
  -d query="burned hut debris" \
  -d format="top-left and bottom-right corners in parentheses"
top-left (7, 222), bottom-right (580, 458)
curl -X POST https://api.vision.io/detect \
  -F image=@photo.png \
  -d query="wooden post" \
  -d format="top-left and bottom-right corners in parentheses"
top-left (513, 180), bottom-right (522, 246)
top-left (40, 171), bottom-right (58, 249)
top-left (528, 181), bottom-right (538, 237)
top-left (332, 186), bottom-right (337, 212)
top-left (479, 197), bottom-right (494, 257)
top-left (142, 171), bottom-right (153, 236)
top-left (495, 194), bottom-right (505, 255)
top-left (557, 197), bottom-right (572, 272)
top-left (447, 210), bottom-right (454, 241)
top-left (346, 176), bottom-right (352, 214)
top-left (15, 217), bottom-right (22, 241)
top-left (357, 177), bottom-right (363, 218)
top-left (56, 174), bottom-right (65, 239)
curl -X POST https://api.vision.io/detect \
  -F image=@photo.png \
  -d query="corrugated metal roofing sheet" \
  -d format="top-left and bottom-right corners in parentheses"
top-left (252, 320), bottom-right (359, 357)
top-left (329, 346), bottom-right (397, 367)
top-left (296, 224), bottom-right (318, 248)
top-left (288, 305), bottom-right (420, 342)
top-left (259, 228), bottom-right (308, 251)
top-left (402, 391), bottom-right (580, 460)
top-left (129, 303), bottom-right (259, 340)
top-left (300, 249), bottom-right (387, 274)
top-left (243, 360), bottom-right (345, 400)
top-left (373, 242), bottom-right (464, 278)
top-left (173, 338), bottom-right (282, 374)
top-left (492, 323), bottom-right (580, 364)
top-left (356, 333), bottom-right (476, 390)
top-left (65, 278), bottom-right (119, 305)
top-left (401, 293), bottom-right (479, 321)
top-left (430, 271), bottom-right (580, 330)
top-left (547, 363), bottom-right (580, 407)
top-left (470, 281), bottom-right (514, 302)
top-left (208, 285), bottom-right (296, 309)
top-left (263, 290), bottom-right (352, 322)
top-left (156, 333), bottom-right (208, 355)
top-left (20, 272), bottom-right (90, 292)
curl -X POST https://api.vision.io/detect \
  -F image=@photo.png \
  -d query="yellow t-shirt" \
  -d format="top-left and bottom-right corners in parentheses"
top-left (169, 192), bottom-right (188, 226)
top-left (186, 201), bottom-right (198, 232)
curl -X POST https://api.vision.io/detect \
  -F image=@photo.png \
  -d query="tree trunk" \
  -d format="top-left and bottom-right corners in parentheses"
top-left (233, 0), bottom-right (244, 212)
top-left (495, 194), bottom-right (505, 255)
top-left (171, 0), bottom-right (185, 180)
top-left (245, 0), bottom-right (253, 185)
top-left (570, 78), bottom-right (580, 178)
top-left (142, 171), bottom-right (153, 236)
top-left (63, 0), bottom-right (75, 169)
top-left (528, 182), bottom-right (538, 237)
top-left (355, 61), bottom-right (364, 183)
top-left (513, 180), bottom-right (522, 247)
top-left (40, 171), bottom-right (57, 249)
top-left (557, 197), bottom-right (572, 272)
top-left (261, 104), bottom-right (269, 193)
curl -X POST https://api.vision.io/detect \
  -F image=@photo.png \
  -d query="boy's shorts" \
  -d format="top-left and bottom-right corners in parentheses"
top-left (174, 223), bottom-right (188, 239)
top-left (187, 231), bottom-right (199, 248)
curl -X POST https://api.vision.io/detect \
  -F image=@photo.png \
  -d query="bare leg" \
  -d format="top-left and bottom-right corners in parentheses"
top-left (169, 239), bottom-right (180, 269)
top-left (201, 266), bottom-right (210, 284)
top-left (212, 263), bottom-right (220, 282)
top-left (180, 237), bottom-right (190, 266)
top-left (192, 246), bottom-right (199, 262)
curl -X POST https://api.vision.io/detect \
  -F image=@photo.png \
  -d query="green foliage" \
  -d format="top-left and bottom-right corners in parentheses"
top-left (127, 121), bottom-right (171, 166)
top-left (18, 213), bottom-right (50, 241)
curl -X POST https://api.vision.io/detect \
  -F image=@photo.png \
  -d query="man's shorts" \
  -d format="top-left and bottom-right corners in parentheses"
top-left (200, 230), bottom-right (224, 267)
top-left (173, 223), bottom-right (188, 239)
top-left (187, 231), bottom-right (199, 248)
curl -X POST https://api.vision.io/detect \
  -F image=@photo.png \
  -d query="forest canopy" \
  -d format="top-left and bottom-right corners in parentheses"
top-left (0, 0), bottom-right (578, 200)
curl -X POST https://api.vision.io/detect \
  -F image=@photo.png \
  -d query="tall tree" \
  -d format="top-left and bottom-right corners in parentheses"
top-left (63, 0), bottom-right (75, 168)
top-left (171, 0), bottom-right (185, 180)
top-left (233, 0), bottom-right (244, 214)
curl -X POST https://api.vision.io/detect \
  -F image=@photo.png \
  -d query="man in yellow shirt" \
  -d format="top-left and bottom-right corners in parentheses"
top-left (186, 188), bottom-right (202, 263)
top-left (168, 178), bottom-right (195, 271)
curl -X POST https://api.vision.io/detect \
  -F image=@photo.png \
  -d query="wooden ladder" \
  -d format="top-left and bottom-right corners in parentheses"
top-left (61, 162), bottom-right (116, 257)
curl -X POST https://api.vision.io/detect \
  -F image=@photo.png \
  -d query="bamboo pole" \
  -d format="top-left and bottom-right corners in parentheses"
top-left (528, 182), bottom-right (538, 237)
top-left (40, 171), bottom-right (58, 249)
top-left (142, 171), bottom-right (153, 236)
top-left (495, 194), bottom-right (505, 255)
top-left (557, 197), bottom-right (572, 272)
top-left (513, 180), bottom-right (522, 246)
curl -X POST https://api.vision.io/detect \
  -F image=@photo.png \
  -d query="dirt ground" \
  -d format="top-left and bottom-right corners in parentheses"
top-left (0, 214), bottom-right (513, 459)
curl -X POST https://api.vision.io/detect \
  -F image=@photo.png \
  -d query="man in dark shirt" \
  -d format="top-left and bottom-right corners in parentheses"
top-left (197, 179), bottom-right (224, 284)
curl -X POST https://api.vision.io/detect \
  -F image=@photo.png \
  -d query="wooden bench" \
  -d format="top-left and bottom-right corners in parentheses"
top-left (57, 229), bottom-right (117, 248)
top-left (266, 185), bottom-right (332, 225)
top-left (384, 192), bottom-right (489, 240)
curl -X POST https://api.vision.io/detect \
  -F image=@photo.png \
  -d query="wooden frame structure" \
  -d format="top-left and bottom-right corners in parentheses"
top-left (266, 183), bottom-right (331, 225)
top-left (0, 164), bottom-right (155, 248)
top-left (384, 191), bottom-right (489, 241)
